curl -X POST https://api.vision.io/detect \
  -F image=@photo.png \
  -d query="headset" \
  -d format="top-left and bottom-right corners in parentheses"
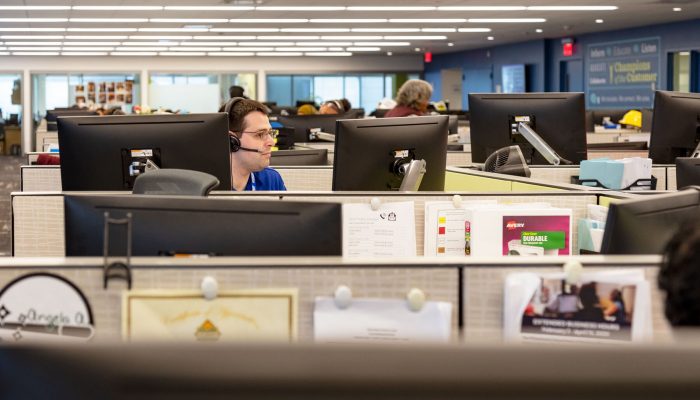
top-left (224, 97), bottom-right (263, 153)
top-left (324, 99), bottom-right (346, 113)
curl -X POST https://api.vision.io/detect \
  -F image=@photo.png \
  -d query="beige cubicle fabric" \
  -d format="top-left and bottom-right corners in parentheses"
top-left (276, 167), bottom-right (333, 191)
top-left (20, 166), bottom-right (62, 192)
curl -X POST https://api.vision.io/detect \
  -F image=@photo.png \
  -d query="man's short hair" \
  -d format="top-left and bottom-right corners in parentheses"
top-left (220, 98), bottom-right (268, 133)
top-left (658, 215), bottom-right (700, 326)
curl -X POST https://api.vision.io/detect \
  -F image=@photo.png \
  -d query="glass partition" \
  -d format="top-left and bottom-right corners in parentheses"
top-left (149, 72), bottom-right (256, 113)
top-left (0, 73), bottom-right (22, 155)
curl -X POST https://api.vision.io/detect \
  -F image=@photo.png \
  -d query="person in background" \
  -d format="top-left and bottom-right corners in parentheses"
top-left (658, 215), bottom-right (700, 326)
top-left (297, 104), bottom-right (319, 115)
top-left (319, 99), bottom-right (348, 115)
top-left (221, 98), bottom-right (286, 191)
top-left (229, 85), bottom-right (248, 99)
top-left (384, 79), bottom-right (433, 118)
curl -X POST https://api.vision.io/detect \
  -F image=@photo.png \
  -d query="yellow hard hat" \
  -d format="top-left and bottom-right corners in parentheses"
top-left (619, 110), bottom-right (642, 129)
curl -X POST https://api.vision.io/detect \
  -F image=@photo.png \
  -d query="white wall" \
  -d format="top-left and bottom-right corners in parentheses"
top-left (0, 54), bottom-right (423, 155)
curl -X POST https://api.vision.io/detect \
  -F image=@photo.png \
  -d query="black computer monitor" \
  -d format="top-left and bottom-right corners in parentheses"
top-left (648, 91), bottom-right (700, 164)
top-left (270, 149), bottom-right (328, 166)
top-left (58, 113), bottom-right (232, 191)
top-left (448, 115), bottom-right (459, 134)
top-left (469, 93), bottom-right (587, 165)
top-left (600, 187), bottom-right (700, 254)
top-left (46, 109), bottom-right (98, 131)
top-left (277, 111), bottom-right (362, 142)
top-left (676, 157), bottom-right (700, 190)
top-left (64, 194), bottom-right (342, 256)
top-left (333, 115), bottom-right (448, 191)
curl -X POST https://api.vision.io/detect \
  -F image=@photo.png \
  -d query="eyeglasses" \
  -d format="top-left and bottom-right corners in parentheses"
top-left (239, 128), bottom-right (279, 141)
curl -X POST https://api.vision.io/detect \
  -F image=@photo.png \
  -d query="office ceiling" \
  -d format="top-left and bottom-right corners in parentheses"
top-left (0, 0), bottom-right (699, 57)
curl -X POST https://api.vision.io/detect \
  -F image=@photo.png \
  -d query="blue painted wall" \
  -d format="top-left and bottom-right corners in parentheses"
top-left (426, 18), bottom-right (700, 109)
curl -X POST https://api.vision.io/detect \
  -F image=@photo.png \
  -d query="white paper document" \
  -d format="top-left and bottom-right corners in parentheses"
top-left (342, 201), bottom-right (416, 257)
top-left (503, 269), bottom-right (652, 344)
top-left (423, 200), bottom-right (497, 256)
top-left (314, 297), bottom-right (452, 343)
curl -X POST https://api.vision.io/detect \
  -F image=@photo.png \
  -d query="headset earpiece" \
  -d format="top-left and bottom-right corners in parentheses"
top-left (229, 133), bottom-right (241, 152)
top-left (224, 97), bottom-right (246, 152)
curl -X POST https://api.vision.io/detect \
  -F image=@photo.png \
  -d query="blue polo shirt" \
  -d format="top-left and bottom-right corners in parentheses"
top-left (240, 167), bottom-right (287, 191)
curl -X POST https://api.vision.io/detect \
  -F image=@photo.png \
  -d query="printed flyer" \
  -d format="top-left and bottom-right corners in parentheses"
top-left (502, 215), bottom-right (570, 256)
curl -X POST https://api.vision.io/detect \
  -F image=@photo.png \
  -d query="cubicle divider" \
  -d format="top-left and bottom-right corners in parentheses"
top-left (12, 190), bottom-right (636, 257)
top-left (0, 255), bottom-right (668, 343)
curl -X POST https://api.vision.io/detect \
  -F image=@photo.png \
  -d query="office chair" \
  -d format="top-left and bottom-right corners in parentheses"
top-left (132, 169), bottom-right (219, 196)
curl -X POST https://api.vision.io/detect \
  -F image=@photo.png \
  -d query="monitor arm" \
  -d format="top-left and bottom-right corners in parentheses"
top-left (308, 128), bottom-right (335, 142)
top-left (515, 121), bottom-right (572, 165)
top-left (398, 159), bottom-right (426, 192)
top-left (691, 141), bottom-right (700, 158)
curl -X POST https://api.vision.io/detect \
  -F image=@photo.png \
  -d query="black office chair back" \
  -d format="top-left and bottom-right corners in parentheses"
top-left (132, 169), bottom-right (220, 196)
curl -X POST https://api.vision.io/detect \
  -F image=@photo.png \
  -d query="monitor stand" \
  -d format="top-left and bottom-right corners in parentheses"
top-left (308, 128), bottom-right (335, 142)
top-left (398, 159), bottom-right (426, 191)
top-left (514, 121), bottom-right (572, 165)
top-left (691, 141), bottom-right (700, 159)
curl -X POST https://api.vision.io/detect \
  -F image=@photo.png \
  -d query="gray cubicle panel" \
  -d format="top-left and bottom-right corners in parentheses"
top-left (20, 165), bottom-right (62, 192)
top-left (12, 190), bottom-right (636, 257)
top-left (527, 165), bottom-right (670, 191)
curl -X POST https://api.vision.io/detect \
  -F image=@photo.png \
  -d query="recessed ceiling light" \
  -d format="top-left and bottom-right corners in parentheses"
top-left (352, 28), bottom-right (420, 33)
top-left (159, 52), bottom-right (207, 56)
top-left (191, 36), bottom-right (256, 40)
top-left (390, 19), bottom-right (466, 23)
top-left (673, 7), bottom-right (682, 11)
top-left (12, 51), bottom-right (60, 55)
top-left (62, 47), bottom-right (114, 51)
top-left (387, 51), bottom-right (393, 56)
top-left (117, 47), bottom-right (168, 51)
top-left (3, 42), bottom-right (63, 45)
top-left (68, 28), bottom-right (138, 32)
top-left (223, 47), bottom-right (273, 51)
top-left (457, 28), bottom-right (492, 33)
top-left (348, 6), bottom-right (436, 11)
top-left (238, 42), bottom-right (295, 46)
top-left (384, 36), bottom-right (447, 40)
top-left (536, 29), bottom-right (543, 33)
top-left (257, 36), bottom-right (321, 40)
top-left (165, 6), bottom-right (254, 11)
top-left (469, 18), bottom-right (546, 23)
top-left (257, 6), bottom-right (345, 11)
top-left (209, 52), bottom-right (255, 56)
top-left (129, 35), bottom-right (193, 40)
top-left (281, 28), bottom-right (350, 33)
top-left (319, 36), bottom-right (382, 40)
top-left (447, 42), bottom-right (454, 47)
top-left (232, 19), bottom-right (308, 23)
top-left (211, 28), bottom-right (280, 33)
top-left (110, 52), bottom-right (157, 56)
top-left (0, 6), bottom-right (70, 10)
top-left (296, 41), bottom-right (353, 46)
top-left (150, 19), bottom-right (228, 23)
top-left (414, 47), bottom-right (420, 52)
top-left (62, 52), bottom-right (109, 56)
top-left (275, 47), bottom-right (327, 51)
top-left (346, 47), bottom-right (381, 51)
top-left (73, 6), bottom-right (163, 10)
top-left (257, 52), bottom-right (303, 56)
top-left (487, 36), bottom-right (495, 40)
top-left (180, 42), bottom-right (237, 46)
top-left (0, 28), bottom-right (66, 32)
top-left (527, 6), bottom-right (617, 11)
top-left (595, 19), bottom-right (604, 23)
top-left (0, 35), bottom-right (64, 39)
top-left (121, 41), bottom-right (178, 46)
top-left (70, 18), bottom-right (148, 23)
top-left (422, 28), bottom-right (456, 33)
top-left (166, 47), bottom-right (220, 52)
top-left (65, 36), bottom-right (129, 40)
top-left (356, 42), bottom-right (410, 46)
top-left (8, 47), bottom-right (62, 51)
top-left (438, 6), bottom-right (526, 11)
top-left (311, 19), bottom-right (387, 23)
top-left (305, 52), bottom-right (352, 56)
top-left (0, 18), bottom-right (68, 23)
top-left (139, 28), bottom-right (209, 32)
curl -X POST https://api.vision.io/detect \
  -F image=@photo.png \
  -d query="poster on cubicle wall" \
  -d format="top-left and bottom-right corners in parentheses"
top-left (503, 270), bottom-right (652, 344)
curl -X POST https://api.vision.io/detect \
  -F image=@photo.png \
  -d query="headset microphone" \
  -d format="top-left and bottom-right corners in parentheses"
top-left (237, 146), bottom-right (264, 153)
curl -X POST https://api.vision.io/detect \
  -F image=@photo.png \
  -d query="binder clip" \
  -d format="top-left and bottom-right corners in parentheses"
top-left (370, 197), bottom-right (381, 211)
top-left (201, 276), bottom-right (218, 301)
top-left (406, 288), bottom-right (426, 312)
top-left (563, 260), bottom-right (583, 285)
top-left (452, 194), bottom-right (463, 208)
top-left (334, 285), bottom-right (352, 309)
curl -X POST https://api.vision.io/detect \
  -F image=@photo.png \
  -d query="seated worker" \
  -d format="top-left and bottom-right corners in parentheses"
top-left (297, 104), bottom-right (319, 115)
top-left (319, 98), bottom-right (351, 115)
top-left (222, 97), bottom-right (287, 191)
top-left (384, 79), bottom-right (433, 118)
top-left (658, 215), bottom-right (700, 326)
top-left (229, 85), bottom-right (249, 99)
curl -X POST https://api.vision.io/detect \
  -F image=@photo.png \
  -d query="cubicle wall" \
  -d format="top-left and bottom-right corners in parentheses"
top-left (12, 190), bottom-right (635, 257)
top-left (0, 256), bottom-right (669, 343)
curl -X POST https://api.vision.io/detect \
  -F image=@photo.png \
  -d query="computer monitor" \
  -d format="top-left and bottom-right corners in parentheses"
top-left (676, 157), bottom-right (700, 189)
top-left (333, 115), bottom-right (448, 191)
top-left (64, 194), bottom-right (342, 256)
top-left (600, 187), bottom-right (700, 254)
top-left (46, 109), bottom-right (98, 131)
top-left (58, 113), bottom-right (232, 191)
top-left (648, 91), bottom-right (700, 164)
top-left (270, 149), bottom-right (328, 166)
top-left (277, 111), bottom-right (362, 142)
top-left (448, 115), bottom-right (459, 134)
top-left (469, 93), bottom-right (587, 165)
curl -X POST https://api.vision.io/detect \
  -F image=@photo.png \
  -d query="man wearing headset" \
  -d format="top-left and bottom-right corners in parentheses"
top-left (223, 97), bottom-right (286, 191)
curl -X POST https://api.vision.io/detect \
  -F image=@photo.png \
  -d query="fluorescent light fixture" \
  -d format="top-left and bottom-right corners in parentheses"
top-left (159, 52), bottom-right (206, 56)
top-left (679, 51), bottom-right (690, 56)
top-left (310, 19), bottom-right (388, 23)
top-left (437, 6), bottom-right (526, 11)
top-left (355, 41), bottom-right (410, 46)
top-left (275, 47), bottom-right (327, 51)
top-left (320, 36), bottom-right (382, 40)
top-left (536, 29), bottom-right (543, 33)
top-left (328, 47), bottom-right (343, 51)
top-left (231, 19), bottom-right (308, 23)
top-left (527, 6), bottom-right (618, 11)
top-left (256, 6), bottom-right (345, 11)
top-left (422, 28), bottom-right (456, 33)
top-left (150, 19), bottom-right (227, 23)
top-left (674, 7), bottom-right (682, 11)
top-left (346, 47), bottom-right (381, 51)
top-left (595, 19), bottom-right (604, 23)
top-left (305, 52), bottom-right (352, 56)
top-left (192, 35), bottom-right (255, 40)
top-left (210, 28), bottom-right (279, 32)
top-left (3, 41), bottom-right (63, 45)
top-left (458, 28), bottom-right (492, 32)
top-left (0, 28), bottom-right (66, 32)
top-left (347, 6), bottom-right (436, 11)
top-left (67, 28), bottom-right (138, 32)
top-left (116, 47), bottom-right (169, 51)
top-left (281, 28), bottom-right (350, 32)
top-left (8, 47), bottom-right (61, 51)
top-left (351, 28), bottom-right (420, 33)
top-left (384, 36), bottom-right (447, 40)
top-left (62, 41), bottom-right (122, 46)
top-left (120, 42), bottom-right (182, 47)
top-left (257, 36), bottom-right (321, 40)
top-left (208, 52), bottom-right (255, 56)
top-left (73, 6), bottom-right (163, 10)
top-left (487, 36), bottom-right (495, 40)
top-left (129, 35), bottom-right (192, 40)
top-left (12, 51), bottom-right (60, 55)
top-left (138, 28), bottom-right (209, 32)
top-left (447, 42), bottom-right (454, 47)
top-left (389, 19), bottom-right (466, 23)
top-left (111, 52), bottom-right (157, 56)
top-left (387, 51), bottom-right (392, 56)
top-left (0, 18), bottom-right (68, 23)
top-left (62, 52), bottom-right (109, 56)
top-left (468, 18), bottom-right (546, 23)
top-left (238, 42), bottom-right (295, 46)
top-left (295, 41), bottom-right (352, 46)
top-left (180, 41), bottom-right (237, 46)
top-left (0, 6), bottom-right (70, 10)
top-left (61, 47), bottom-right (115, 51)
top-left (165, 6), bottom-right (255, 11)
top-left (222, 47), bottom-right (273, 51)
top-left (65, 36), bottom-right (129, 40)
top-left (414, 48), bottom-right (420, 52)
top-left (167, 47), bottom-right (221, 51)
top-left (70, 18), bottom-right (149, 23)
top-left (256, 52), bottom-right (303, 56)
top-left (0, 35), bottom-right (63, 39)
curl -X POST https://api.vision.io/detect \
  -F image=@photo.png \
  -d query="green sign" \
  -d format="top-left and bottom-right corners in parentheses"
top-left (521, 231), bottom-right (566, 250)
